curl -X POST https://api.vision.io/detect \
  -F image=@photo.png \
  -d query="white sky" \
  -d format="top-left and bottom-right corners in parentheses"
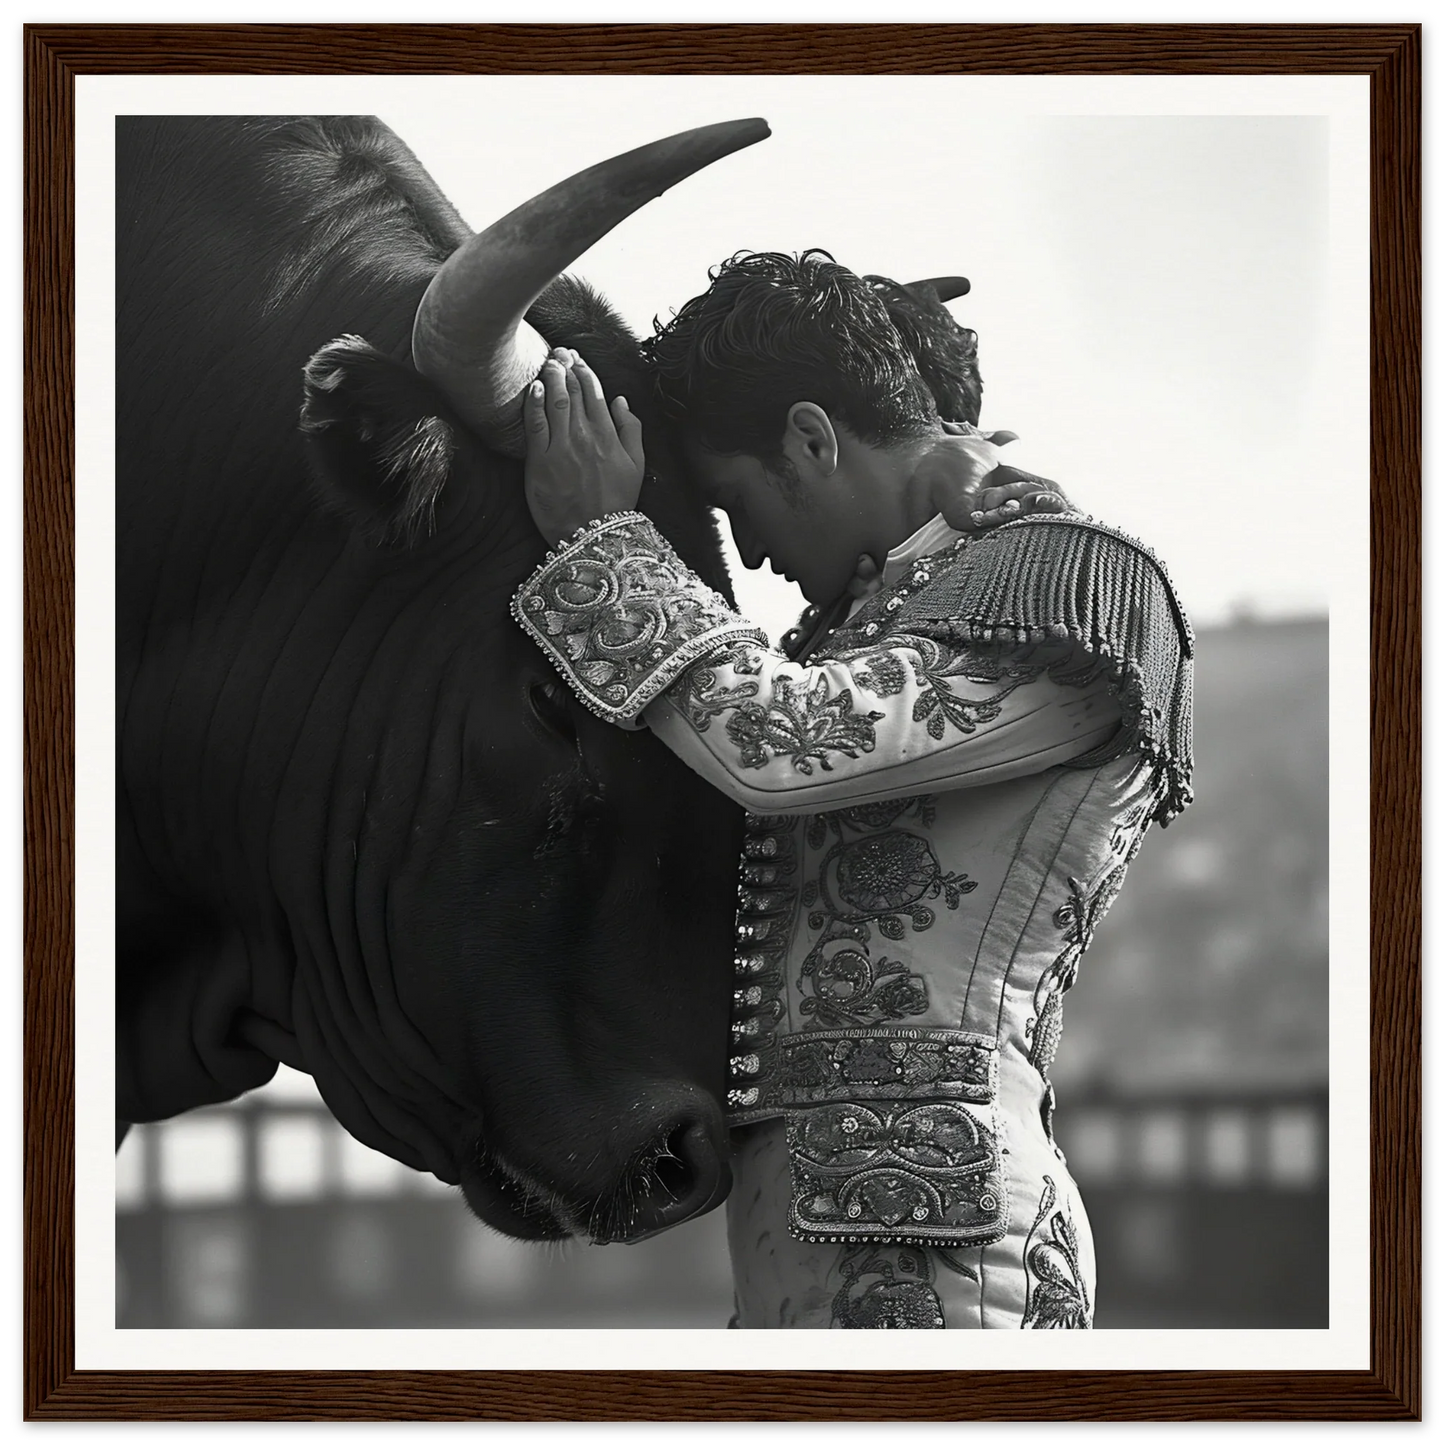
top-left (382, 77), bottom-right (1348, 638)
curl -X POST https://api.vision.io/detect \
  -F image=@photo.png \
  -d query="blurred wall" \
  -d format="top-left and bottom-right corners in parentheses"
top-left (117, 617), bottom-right (1329, 1329)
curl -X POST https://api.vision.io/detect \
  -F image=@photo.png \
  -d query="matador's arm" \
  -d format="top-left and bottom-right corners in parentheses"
top-left (512, 512), bottom-right (1135, 816)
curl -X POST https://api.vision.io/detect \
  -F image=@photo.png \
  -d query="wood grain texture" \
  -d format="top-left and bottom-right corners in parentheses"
top-left (24, 21), bottom-right (77, 1428)
top-left (23, 21), bottom-right (1421, 1422)
top-left (13, 23), bottom-right (1430, 75)
top-left (1364, 18), bottom-right (1422, 1426)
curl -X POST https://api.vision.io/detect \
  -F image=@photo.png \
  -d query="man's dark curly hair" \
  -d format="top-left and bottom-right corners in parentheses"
top-left (643, 249), bottom-right (962, 476)
top-left (864, 276), bottom-right (983, 429)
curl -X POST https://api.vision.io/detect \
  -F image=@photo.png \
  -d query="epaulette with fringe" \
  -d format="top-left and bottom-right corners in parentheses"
top-left (839, 515), bottom-right (1194, 826)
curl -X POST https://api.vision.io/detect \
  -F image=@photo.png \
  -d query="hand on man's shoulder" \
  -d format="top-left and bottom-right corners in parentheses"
top-left (916, 422), bottom-right (1074, 534)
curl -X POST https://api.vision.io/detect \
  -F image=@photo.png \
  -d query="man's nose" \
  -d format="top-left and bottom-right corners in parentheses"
top-left (729, 515), bottom-right (766, 570)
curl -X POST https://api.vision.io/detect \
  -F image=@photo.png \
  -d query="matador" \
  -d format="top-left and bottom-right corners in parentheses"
top-left (514, 251), bottom-right (1193, 1329)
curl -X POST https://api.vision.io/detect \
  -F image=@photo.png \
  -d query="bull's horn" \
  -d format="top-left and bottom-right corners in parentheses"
top-left (907, 275), bottom-right (971, 303)
top-left (412, 117), bottom-right (772, 455)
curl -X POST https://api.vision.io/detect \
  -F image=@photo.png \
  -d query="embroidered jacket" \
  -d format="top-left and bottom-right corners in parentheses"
top-left (514, 508), bottom-right (1193, 1329)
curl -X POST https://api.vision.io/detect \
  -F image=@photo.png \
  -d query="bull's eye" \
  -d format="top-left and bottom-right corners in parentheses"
top-left (527, 679), bottom-right (576, 743)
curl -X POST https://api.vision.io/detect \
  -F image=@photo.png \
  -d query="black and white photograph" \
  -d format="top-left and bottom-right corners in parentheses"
top-left (80, 69), bottom-right (1369, 1363)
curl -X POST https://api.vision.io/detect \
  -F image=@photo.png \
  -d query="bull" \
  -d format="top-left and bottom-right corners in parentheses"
top-left (116, 115), bottom-right (988, 1257)
top-left (117, 115), bottom-right (771, 1243)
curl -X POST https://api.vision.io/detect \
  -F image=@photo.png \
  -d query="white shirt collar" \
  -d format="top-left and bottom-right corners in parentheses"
top-left (843, 513), bottom-right (962, 621)
top-left (879, 513), bottom-right (962, 588)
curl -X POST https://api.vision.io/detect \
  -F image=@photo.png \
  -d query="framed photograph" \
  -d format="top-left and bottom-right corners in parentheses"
top-left (24, 22), bottom-right (1418, 1421)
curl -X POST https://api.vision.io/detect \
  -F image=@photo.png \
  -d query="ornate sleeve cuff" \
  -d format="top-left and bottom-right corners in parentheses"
top-left (511, 511), bottom-right (769, 726)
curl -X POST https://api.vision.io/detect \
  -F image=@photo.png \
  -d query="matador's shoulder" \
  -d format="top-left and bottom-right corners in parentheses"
top-left (890, 514), bottom-right (1196, 826)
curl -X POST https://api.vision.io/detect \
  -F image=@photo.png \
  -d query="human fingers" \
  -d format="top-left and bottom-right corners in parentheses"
top-left (611, 395), bottom-right (645, 473)
top-left (979, 429), bottom-right (1019, 447)
top-left (968, 491), bottom-right (1070, 532)
top-left (975, 471), bottom-right (1060, 512)
top-left (569, 353), bottom-right (615, 429)
top-left (524, 376), bottom-right (550, 455)
top-left (969, 492), bottom-right (1068, 526)
top-left (561, 359), bottom-right (586, 435)
top-left (539, 357), bottom-right (572, 435)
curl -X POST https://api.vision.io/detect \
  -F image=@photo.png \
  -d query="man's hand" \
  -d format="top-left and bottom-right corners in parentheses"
top-left (917, 422), bottom-right (1073, 535)
top-left (523, 347), bottom-right (645, 546)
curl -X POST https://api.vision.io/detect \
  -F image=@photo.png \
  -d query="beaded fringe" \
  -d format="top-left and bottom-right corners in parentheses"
top-left (892, 516), bottom-right (1195, 826)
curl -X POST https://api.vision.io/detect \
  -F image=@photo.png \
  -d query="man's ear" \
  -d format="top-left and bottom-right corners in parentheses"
top-left (300, 335), bottom-right (464, 545)
top-left (781, 402), bottom-right (839, 478)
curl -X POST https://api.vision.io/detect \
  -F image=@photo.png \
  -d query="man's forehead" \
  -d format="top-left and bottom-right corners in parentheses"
top-left (682, 442), bottom-right (756, 502)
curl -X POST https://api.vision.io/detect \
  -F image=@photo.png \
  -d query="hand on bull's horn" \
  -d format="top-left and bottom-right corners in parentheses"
top-left (523, 348), bottom-right (647, 546)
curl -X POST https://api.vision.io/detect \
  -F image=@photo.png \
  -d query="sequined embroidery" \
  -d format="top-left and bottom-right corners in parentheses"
top-left (829, 1242), bottom-right (958, 1329)
top-left (512, 512), bottom-right (766, 723)
top-left (905, 636), bottom-right (1099, 741)
top-left (783, 1028), bottom-right (994, 1100)
top-left (1021, 1175), bottom-right (1092, 1329)
top-left (788, 1099), bottom-right (1008, 1245)
top-left (745, 1028), bottom-right (996, 1114)
top-left (675, 640), bottom-right (764, 732)
top-left (723, 673), bottom-right (886, 776)
top-left (798, 825), bottom-right (975, 1026)
top-left (1027, 787), bottom-right (1155, 1080)
top-left (851, 652), bottom-right (908, 697)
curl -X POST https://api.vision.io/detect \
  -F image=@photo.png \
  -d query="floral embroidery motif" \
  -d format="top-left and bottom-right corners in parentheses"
top-left (512, 513), bottom-right (765, 722)
top-left (824, 831), bottom-right (977, 924)
top-left (796, 825), bottom-right (975, 1028)
top-left (902, 635), bottom-right (1096, 742)
top-left (788, 1099), bottom-right (1007, 1245)
top-left (907, 637), bottom-right (1021, 740)
top-left (800, 948), bottom-right (929, 1028)
top-left (723, 673), bottom-right (886, 776)
top-left (1021, 1175), bottom-right (1092, 1329)
top-left (674, 641), bottom-right (764, 733)
top-left (1028, 792), bottom-right (1154, 1080)
top-left (852, 652), bottom-right (908, 697)
top-left (829, 1243), bottom-right (950, 1329)
top-left (676, 631), bottom-right (889, 776)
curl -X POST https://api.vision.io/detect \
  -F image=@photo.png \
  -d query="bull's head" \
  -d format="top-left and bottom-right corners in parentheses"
top-left (284, 122), bottom-right (774, 1243)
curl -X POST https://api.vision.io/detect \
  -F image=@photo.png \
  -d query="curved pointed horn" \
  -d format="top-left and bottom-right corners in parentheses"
top-left (907, 275), bottom-right (971, 303)
top-left (412, 118), bottom-right (772, 456)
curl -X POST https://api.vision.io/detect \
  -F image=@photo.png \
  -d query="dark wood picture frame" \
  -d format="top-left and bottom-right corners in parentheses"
top-left (23, 23), bottom-right (1420, 1421)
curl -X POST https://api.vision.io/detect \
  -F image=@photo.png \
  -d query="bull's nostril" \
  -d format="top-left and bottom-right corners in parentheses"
top-left (613, 1116), bottom-right (728, 1242)
top-left (645, 1124), bottom-right (698, 1203)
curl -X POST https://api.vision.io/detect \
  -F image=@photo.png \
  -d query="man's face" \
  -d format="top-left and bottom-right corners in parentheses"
top-left (685, 445), bottom-right (868, 607)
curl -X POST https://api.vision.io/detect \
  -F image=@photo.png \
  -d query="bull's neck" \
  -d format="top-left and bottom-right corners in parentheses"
top-left (118, 493), bottom-right (540, 933)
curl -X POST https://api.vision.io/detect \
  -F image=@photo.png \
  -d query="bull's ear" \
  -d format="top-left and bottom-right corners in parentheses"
top-left (301, 335), bottom-right (462, 545)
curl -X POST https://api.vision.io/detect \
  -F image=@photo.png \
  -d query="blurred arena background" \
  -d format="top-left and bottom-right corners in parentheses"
top-left (116, 613), bottom-right (1328, 1329)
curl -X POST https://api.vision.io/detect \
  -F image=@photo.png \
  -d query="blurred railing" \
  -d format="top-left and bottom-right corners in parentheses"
top-left (115, 1070), bottom-right (733, 1328)
top-left (1054, 1088), bottom-right (1328, 1327)
top-left (117, 1072), bottom-right (1325, 1328)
